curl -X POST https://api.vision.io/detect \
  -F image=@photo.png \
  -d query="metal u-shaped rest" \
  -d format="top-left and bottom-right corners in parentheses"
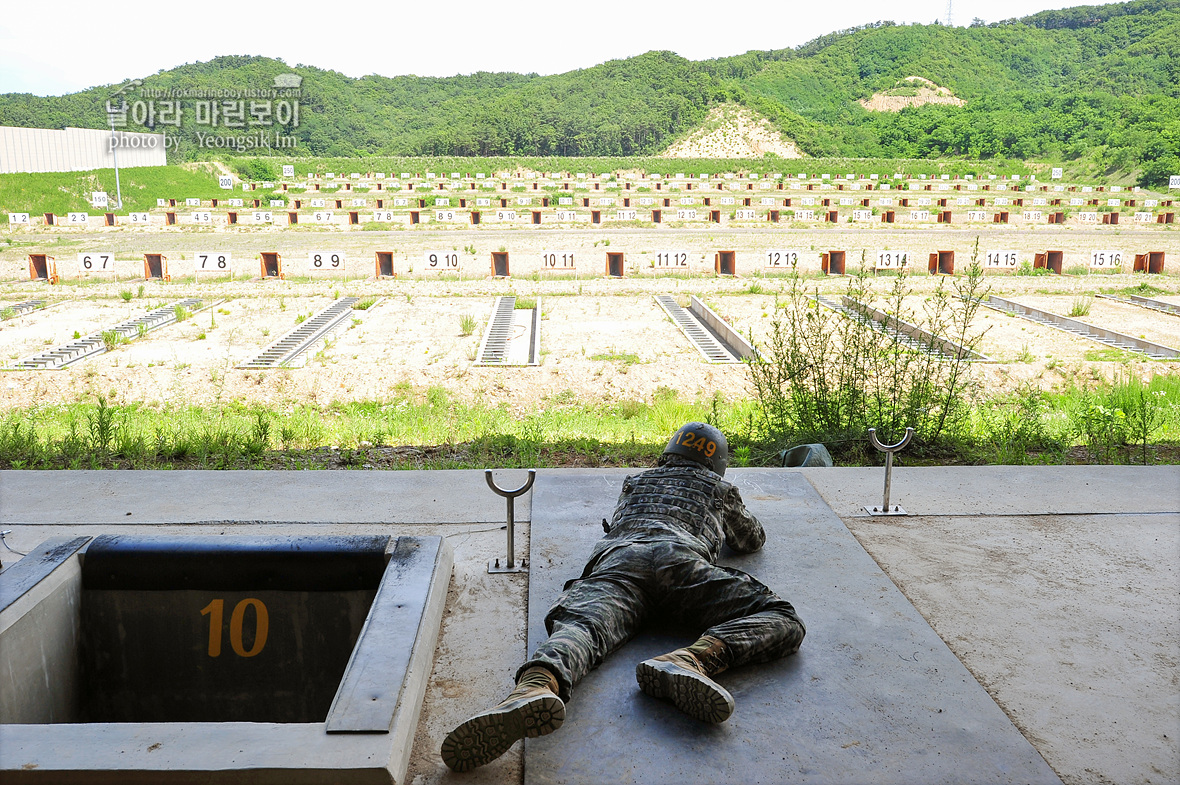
top-left (485, 469), bottom-right (535, 573)
top-left (866, 427), bottom-right (912, 515)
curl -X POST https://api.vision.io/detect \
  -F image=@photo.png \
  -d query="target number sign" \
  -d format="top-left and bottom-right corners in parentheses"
top-left (1090, 250), bottom-right (1122, 269)
top-left (655, 250), bottom-right (689, 268)
top-left (424, 251), bottom-right (461, 271)
top-left (986, 250), bottom-right (1019, 268)
top-left (309, 252), bottom-right (344, 270)
top-left (765, 249), bottom-right (801, 269)
top-left (876, 251), bottom-right (908, 269)
top-left (540, 251), bottom-right (576, 270)
top-left (78, 252), bottom-right (114, 272)
top-left (196, 252), bottom-right (232, 273)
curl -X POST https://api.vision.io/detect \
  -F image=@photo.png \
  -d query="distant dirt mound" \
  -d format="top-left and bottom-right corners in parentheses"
top-left (660, 104), bottom-right (802, 159)
top-left (860, 76), bottom-right (965, 112)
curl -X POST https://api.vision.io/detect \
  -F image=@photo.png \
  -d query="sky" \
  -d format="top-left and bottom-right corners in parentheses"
top-left (1, 0), bottom-right (1097, 96)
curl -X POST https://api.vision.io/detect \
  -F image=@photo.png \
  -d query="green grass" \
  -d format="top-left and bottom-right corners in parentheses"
top-left (0, 374), bottom-right (1177, 469)
top-left (0, 164), bottom-right (261, 216)
top-left (590, 351), bottom-right (641, 366)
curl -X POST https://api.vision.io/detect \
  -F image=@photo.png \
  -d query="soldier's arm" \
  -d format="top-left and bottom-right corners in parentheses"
top-left (721, 483), bottom-right (766, 554)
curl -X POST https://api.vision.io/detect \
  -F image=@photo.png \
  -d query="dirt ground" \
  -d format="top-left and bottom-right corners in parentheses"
top-left (1, 224), bottom-right (1178, 413)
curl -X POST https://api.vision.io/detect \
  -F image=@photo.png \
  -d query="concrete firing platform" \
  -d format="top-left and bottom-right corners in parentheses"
top-left (0, 467), bottom-right (1177, 785)
top-left (525, 470), bottom-right (1062, 785)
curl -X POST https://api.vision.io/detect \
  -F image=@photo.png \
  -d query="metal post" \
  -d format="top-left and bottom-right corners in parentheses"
top-left (485, 469), bottom-right (535, 573)
top-left (108, 114), bottom-right (124, 210)
top-left (865, 427), bottom-right (913, 515)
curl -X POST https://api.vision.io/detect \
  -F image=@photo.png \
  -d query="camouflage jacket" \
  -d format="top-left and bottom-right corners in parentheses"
top-left (599, 457), bottom-right (765, 562)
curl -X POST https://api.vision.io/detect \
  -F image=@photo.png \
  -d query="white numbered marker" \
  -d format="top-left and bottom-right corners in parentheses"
top-left (196, 252), bottom-right (232, 273)
top-left (78, 252), bottom-right (114, 273)
top-left (128, 212), bottom-right (150, 224)
top-left (655, 250), bottom-right (690, 268)
top-left (1089, 250), bottom-right (1122, 269)
top-left (67, 212), bottom-right (89, 224)
top-left (986, 250), bottom-right (1019, 268)
top-left (423, 251), bottom-right (461, 271)
top-left (876, 251), bottom-right (909, 270)
top-left (309, 251), bottom-right (344, 270)
top-left (540, 251), bottom-right (577, 271)
top-left (218, 176), bottom-right (234, 190)
top-left (191, 211), bottom-right (213, 224)
top-left (8, 213), bottom-right (30, 224)
top-left (765, 249), bottom-right (801, 269)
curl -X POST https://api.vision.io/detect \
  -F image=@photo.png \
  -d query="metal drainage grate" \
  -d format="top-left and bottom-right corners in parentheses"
top-left (985, 295), bottom-right (1180, 360)
top-left (836, 296), bottom-right (990, 362)
top-left (1, 300), bottom-right (46, 319)
top-left (10, 299), bottom-right (203, 370)
top-left (814, 295), bottom-right (946, 359)
top-left (655, 295), bottom-right (741, 363)
top-left (1096, 293), bottom-right (1180, 318)
top-left (238, 297), bottom-right (359, 369)
top-left (475, 296), bottom-right (518, 365)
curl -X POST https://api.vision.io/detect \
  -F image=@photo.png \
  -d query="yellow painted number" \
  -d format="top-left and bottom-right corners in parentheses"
top-left (200, 598), bottom-right (269, 658)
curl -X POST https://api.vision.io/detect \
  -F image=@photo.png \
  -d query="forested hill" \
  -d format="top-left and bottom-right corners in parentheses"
top-left (1, 0), bottom-right (1176, 185)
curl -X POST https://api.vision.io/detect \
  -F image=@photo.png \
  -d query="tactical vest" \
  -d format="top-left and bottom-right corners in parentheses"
top-left (607, 464), bottom-right (726, 559)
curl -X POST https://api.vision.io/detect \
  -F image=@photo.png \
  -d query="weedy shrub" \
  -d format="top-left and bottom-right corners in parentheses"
top-left (459, 314), bottom-right (478, 336)
top-left (747, 263), bottom-right (988, 461)
top-left (1070, 293), bottom-right (1094, 317)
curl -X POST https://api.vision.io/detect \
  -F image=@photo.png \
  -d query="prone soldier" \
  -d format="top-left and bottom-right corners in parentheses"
top-left (442, 422), bottom-right (806, 772)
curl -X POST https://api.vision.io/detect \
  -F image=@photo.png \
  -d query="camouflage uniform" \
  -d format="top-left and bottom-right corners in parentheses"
top-left (520, 457), bottom-right (806, 700)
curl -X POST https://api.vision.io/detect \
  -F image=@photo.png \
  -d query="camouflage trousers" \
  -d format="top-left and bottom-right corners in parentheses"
top-left (520, 539), bottom-right (805, 700)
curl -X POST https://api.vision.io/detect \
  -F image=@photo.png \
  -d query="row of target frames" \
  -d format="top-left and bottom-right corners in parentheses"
top-left (22, 248), bottom-right (1169, 282)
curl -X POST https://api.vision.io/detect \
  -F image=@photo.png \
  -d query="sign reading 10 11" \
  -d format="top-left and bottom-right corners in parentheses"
top-left (195, 252), bottom-right (232, 273)
top-left (540, 251), bottom-right (576, 270)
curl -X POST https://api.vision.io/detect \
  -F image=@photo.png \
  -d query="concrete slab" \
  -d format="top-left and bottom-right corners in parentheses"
top-left (524, 469), bottom-right (1062, 785)
top-left (798, 465), bottom-right (1180, 517)
top-left (839, 511), bottom-right (1180, 785)
top-left (0, 469), bottom-right (532, 526)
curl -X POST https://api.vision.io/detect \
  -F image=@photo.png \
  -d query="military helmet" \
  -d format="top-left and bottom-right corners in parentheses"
top-left (663, 422), bottom-right (728, 476)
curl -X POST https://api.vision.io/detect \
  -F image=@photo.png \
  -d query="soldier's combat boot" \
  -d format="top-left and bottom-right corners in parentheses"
top-left (441, 666), bottom-right (565, 772)
top-left (635, 635), bottom-right (734, 723)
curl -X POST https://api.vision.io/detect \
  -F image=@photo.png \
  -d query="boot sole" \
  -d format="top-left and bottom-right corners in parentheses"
top-left (441, 693), bottom-right (565, 772)
top-left (635, 659), bottom-right (734, 724)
